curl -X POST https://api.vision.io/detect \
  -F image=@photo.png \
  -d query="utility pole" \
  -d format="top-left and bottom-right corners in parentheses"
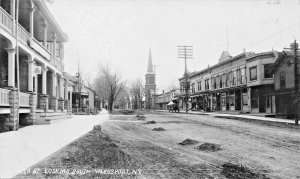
top-left (284, 40), bottom-right (299, 125)
top-left (178, 45), bottom-right (193, 114)
top-left (292, 40), bottom-right (299, 125)
top-left (16, 0), bottom-right (20, 130)
top-left (153, 65), bottom-right (158, 111)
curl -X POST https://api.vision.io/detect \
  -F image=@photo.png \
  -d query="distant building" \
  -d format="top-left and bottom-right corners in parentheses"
top-left (154, 90), bottom-right (180, 110)
top-left (145, 49), bottom-right (156, 109)
top-left (177, 50), bottom-right (277, 114)
top-left (270, 51), bottom-right (300, 119)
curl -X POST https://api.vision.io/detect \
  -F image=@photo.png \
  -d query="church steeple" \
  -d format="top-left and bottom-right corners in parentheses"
top-left (145, 48), bottom-right (156, 109)
top-left (146, 48), bottom-right (154, 74)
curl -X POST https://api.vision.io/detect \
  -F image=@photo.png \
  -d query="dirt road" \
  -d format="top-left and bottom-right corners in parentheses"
top-left (104, 112), bottom-right (300, 179)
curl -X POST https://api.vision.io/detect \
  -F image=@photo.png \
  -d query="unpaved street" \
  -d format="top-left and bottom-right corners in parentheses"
top-left (104, 111), bottom-right (300, 179)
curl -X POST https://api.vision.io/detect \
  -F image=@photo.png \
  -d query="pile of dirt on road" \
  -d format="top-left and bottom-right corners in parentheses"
top-left (145, 120), bottom-right (156, 124)
top-left (136, 114), bottom-right (146, 120)
top-left (178, 138), bottom-right (199, 145)
top-left (194, 142), bottom-right (222, 152)
top-left (221, 163), bottom-right (269, 179)
top-left (152, 127), bottom-right (165, 131)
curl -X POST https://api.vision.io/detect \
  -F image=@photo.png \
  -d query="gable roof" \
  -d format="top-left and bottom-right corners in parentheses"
top-left (269, 51), bottom-right (294, 74)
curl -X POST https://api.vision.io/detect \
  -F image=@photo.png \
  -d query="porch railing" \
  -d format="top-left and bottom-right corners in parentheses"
top-left (18, 24), bottom-right (31, 45)
top-left (0, 6), bottom-right (13, 33)
top-left (0, 88), bottom-right (10, 106)
top-left (19, 92), bottom-right (30, 107)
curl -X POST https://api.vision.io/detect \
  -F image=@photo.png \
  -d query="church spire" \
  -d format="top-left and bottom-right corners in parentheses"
top-left (146, 48), bottom-right (154, 74)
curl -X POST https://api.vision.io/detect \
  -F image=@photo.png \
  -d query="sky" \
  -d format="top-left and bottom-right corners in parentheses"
top-left (47, 0), bottom-right (300, 92)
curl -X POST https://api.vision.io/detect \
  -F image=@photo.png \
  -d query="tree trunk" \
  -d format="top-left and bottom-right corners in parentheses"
top-left (108, 95), bottom-right (114, 113)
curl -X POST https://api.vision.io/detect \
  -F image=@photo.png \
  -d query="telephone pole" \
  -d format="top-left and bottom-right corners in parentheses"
top-left (178, 45), bottom-right (193, 113)
top-left (292, 40), bottom-right (299, 125)
top-left (284, 40), bottom-right (299, 125)
top-left (153, 65), bottom-right (158, 111)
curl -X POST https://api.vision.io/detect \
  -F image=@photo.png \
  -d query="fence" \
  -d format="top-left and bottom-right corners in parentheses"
top-left (72, 108), bottom-right (99, 115)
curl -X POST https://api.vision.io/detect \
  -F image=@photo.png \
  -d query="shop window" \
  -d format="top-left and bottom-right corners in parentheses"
top-left (242, 94), bottom-right (248, 105)
top-left (250, 66), bottom-right (257, 81)
top-left (280, 71), bottom-right (286, 88)
top-left (229, 96), bottom-right (234, 106)
top-left (212, 97), bottom-right (216, 106)
top-left (266, 96), bottom-right (271, 108)
top-left (264, 64), bottom-right (273, 78)
top-left (251, 89), bottom-right (259, 108)
top-left (221, 96), bottom-right (226, 106)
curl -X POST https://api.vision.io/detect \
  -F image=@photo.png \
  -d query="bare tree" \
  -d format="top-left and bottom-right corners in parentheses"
top-left (94, 64), bottom-right (126, 113)
top-left (129, 78), bottom-right (144, 110)
top-left (115, 86), bottom-right (130, 109)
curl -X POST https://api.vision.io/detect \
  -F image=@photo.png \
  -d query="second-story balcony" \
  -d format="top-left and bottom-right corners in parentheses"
top-left (0, 1), bottom-right (67, 72)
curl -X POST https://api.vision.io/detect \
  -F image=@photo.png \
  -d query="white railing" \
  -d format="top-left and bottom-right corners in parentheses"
top-left (18, 25), bottom-right (31, 45)
top-left (0, 88), bottom-right (10, 106)
top-left (31, 38), bottom-right (51, 60)
top-left (0, 6), bottom-right (13, 33)
top-left (19, 92), bottom-right (30, 107)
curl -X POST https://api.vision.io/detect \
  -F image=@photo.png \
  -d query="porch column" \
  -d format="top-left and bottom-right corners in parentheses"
top-left (27, 59), bottom-right (34, 92)
top-left (52, 72), bottom-right (57, 97)
top-left (64, 78), bottom-right (69, 110)
top-left (69, 88), bottom-right (73, 111)
top-left (57, 75), bottom-right (63, 99)
top-left (29, 5), bottom-right (36, 38)
top-left (42, 66), bottom-right (47, 95)
top-left (42, 20), bottom-right (48, 47)
top-left (64, 79), bottom-right (68, 99)
top-left (6, 48), bottom-right (15, 88)
top-left (34, 67), bottom-right (38, 93)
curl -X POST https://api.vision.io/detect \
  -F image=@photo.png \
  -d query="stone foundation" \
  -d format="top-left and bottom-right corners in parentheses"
top-left (40, 95), bottom-right (49, 112)
top-left (28, 93), bottom-right (37, 125)
top-left (58, 99), bottom-right (64, 111)
top-left (7, 88), bottom-right (19, 131)
top-left (49, 97), bottom-right (58, 112)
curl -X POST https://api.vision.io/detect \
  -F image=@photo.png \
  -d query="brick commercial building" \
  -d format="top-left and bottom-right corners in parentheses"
top-left (177, 51), bottom-right (278, 114)
top-left (0, 0), bottom-right (71, 131)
